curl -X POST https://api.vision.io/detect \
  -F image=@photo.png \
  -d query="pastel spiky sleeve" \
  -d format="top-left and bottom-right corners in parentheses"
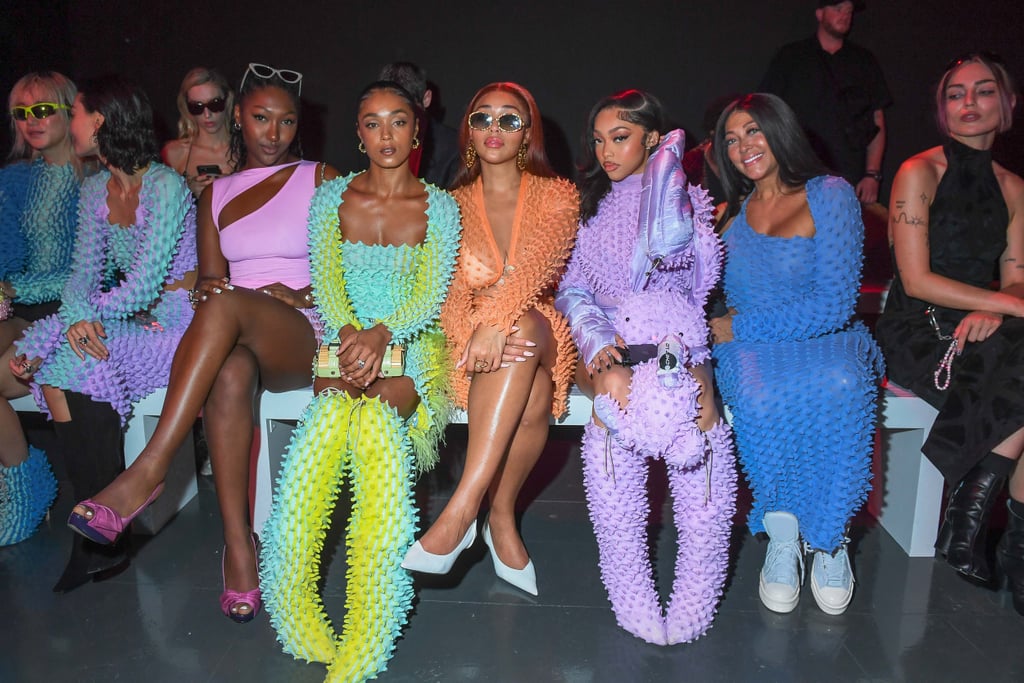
top-left (0, 162), bottom-right (33, 280)
top-left (59, 165), bottom-right (194, 325)
top-left (307, 173), bottom-right (461, 344)
top-left (6, 159), bottom-right (80, 304)
top-left (731, 176), bottom-right (864, 343)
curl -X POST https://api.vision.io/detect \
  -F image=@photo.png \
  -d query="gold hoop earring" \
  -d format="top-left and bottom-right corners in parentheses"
top-left (516, 143), bottom-right (528, 171)
top-left (358, 141), bottom-right (366, 154)
top-left (411, 136), bottom-right (421, 150)
top-left (464, 143), bottom-right (477, 169)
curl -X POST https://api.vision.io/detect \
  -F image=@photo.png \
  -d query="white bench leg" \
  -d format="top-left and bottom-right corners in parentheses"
top-left (124, 389), bottom-right (199, 535)
top-left (876, 427), bottom-right (944, 557)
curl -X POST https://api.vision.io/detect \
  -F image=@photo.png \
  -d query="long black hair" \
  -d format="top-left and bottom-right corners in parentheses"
top-left (79, 75), bottom-right (159, 174)
top-left (228, 65), bottom-right (302, 170)
top-left (712, 93), bottom-right (828, 220)
top-left (578, 89), bottom-right (665, 224)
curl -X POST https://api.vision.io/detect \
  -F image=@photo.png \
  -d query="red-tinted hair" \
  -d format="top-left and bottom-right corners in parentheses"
top-left (450, 82), bottom-right (556, 189)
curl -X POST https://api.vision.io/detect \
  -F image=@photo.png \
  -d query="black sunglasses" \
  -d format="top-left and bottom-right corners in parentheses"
top-left (468, 111), bottom-right (527, 133)
top-left (186, 97), bottom-right (227, 116)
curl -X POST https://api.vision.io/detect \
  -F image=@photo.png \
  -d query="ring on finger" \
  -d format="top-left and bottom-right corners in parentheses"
top-left (78, 337), bottom-right (89, 345)
top-left (357, 359), bottom-right (366, 369)
top-left (474, 360), bottom-right (488, 370)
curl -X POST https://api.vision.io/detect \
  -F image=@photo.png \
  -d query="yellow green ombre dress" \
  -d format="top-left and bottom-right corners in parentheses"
top-left (260, 173), bottom-right (460, 682)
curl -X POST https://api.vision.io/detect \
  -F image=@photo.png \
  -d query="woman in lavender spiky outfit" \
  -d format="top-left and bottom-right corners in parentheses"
top-left (555, 90), bottom-right (737, 645)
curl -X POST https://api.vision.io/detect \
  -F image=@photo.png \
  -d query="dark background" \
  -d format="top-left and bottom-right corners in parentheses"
top-left (2, 0), bottom-right (1022, 196)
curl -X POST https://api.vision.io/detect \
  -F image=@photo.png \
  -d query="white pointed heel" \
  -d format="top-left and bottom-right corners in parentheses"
top-left (482, 519), bottom-right (537, 596)
top-left (401, 520), bottom-right (477, 575)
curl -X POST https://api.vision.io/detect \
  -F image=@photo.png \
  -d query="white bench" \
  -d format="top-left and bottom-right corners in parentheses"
top-left (251, 384), bottom-right (942, 557)
top-left (11, 388), bottom-right (197, 535)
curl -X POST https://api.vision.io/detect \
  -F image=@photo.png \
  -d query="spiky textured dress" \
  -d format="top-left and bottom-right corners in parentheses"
top-left (443, 173), bottom-right (578, 416)
top-left (260, 174), bottom-right (460, 682)
top-left (0, 157), bottom-right (80, 306)
top-left (0, 158), bottom-right (79, 544)
top-left (15, 163), bottom-right (197, 423)
top-left (713, 175), bottom-right (883, 553)
top-left (555, 130), bottom-right (738, 645)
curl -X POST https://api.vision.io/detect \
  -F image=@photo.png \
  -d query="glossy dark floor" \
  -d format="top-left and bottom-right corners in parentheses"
top-left (3, 424), bottom-right (1023, 683)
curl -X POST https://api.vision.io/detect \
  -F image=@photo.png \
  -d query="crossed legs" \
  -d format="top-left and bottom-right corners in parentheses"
top-left (416, 308), bottom-right (555, 570)
top-left (69, 289), bottom-right (315, 598)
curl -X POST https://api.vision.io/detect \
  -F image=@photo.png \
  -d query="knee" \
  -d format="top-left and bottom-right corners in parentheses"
top-left (513, 308), bottom-right (552, 353)
top-left (595, 369), bottom-right (631, 406)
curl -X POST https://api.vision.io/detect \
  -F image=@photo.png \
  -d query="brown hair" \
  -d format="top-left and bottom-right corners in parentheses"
top-left (450, 82), bottom-right (555, 189)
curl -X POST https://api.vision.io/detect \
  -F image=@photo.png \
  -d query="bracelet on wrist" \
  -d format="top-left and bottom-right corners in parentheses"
top-left (863, 170), bottom-right (883, 182)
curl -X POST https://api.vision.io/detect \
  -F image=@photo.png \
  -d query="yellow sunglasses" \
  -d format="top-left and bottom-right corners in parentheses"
top-left (10, 102), bottom-right (70, 121)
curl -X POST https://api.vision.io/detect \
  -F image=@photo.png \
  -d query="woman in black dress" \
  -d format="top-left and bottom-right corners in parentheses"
top-left (876, 53), bottom-right (1024, 614)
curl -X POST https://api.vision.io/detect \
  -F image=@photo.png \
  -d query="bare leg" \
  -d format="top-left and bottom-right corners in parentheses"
top-left (997, 427), bottom-right (1024, 500)
top-left (75, 289), bottom-right (315, 520)
top-left (417, 308), bottom-right (554, 555)
top-left (0, 318), bottom-right (30, 467)
top-left (204, 346), bottom-right (260, 615)
top-left (486, 366), bottom-right (552, 569)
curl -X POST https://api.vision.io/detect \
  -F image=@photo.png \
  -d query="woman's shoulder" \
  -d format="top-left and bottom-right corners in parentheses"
top-left (994, 161), bottom-right (1024, 206)
top-left (161, 138), bottom-right (188, 172)
top-left (895, 146), bottom-right (944, 186)
top-left (528, 173), bottom-right (579, 205)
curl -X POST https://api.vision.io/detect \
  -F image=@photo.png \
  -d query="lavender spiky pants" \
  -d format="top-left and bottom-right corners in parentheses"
top-left (580, 364), bottom-right (737, 645)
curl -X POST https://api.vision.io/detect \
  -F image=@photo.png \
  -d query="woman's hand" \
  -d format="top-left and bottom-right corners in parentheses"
top-left (8, 353), bottom-right (41, 380)
top-left (259, 282), bottom-right (309, 309)
top-left (499, 325), bottom-right (537, 368)
top-left (585, 335), bottom-right (626, 378)
top-left (459, 324), bottom-right (507, 375)
top-left (0, 281), bottom-right (15, 299)
top-left (66, 320), bottom-right (109, 361)
top-left (187, 173), bottom-right (217, 199)
top-left (954, 310), bottom-right (1004, 348)
top-left (191, 276), bottom-right (233, 309)
top-left (710, 308), bottom-right (737, 345)
top-left (337, 323), bottom-right (391, 387)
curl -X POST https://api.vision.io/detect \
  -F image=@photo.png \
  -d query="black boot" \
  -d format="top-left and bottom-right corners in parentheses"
top-left (997, 499), bottom-right (1024, 617)
top-left (51, 394), bottom-right (129, 593)
top-left (934, 463), bottom-right (1007, 582)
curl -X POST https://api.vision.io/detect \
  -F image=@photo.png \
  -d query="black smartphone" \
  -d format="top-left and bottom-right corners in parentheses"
top-left (618, 344), bottom-right (658, 366)
top-left (196, 164), bottom-right (222, 176)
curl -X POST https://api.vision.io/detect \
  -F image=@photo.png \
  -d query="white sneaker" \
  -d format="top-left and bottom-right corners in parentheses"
top-left (759, 511), bottom-right (804, 613)
top-left (810, 544), bottom-right (854, 615)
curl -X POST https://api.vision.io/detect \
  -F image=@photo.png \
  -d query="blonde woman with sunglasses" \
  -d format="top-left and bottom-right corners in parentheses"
top-left (162, 67), bottom-right (234, 198)
top-left (0, 71), bottom-right (83, 547)
top-left (401, 82), bottom-right (578, 596)
top-left (65, 63), bottom-right (334, 625)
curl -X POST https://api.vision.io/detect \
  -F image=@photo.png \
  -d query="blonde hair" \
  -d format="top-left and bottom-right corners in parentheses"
top-left (175, 67), bottom-right (234, 140)
top-left (6, 71), bottom-right (82, 175)
top-left (935, 54), bottom-right (1018, 137)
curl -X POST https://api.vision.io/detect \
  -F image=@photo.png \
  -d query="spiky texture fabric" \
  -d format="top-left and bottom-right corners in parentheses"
top-left (581, 417), bottom-right (736, 646)
top-left (443, 174), bottom-right (579, 417)
top-left (0, 446), bottom-right (58, 546)
top-left (306, 173), bottom-right (459, 471)
top-left (15, 163), bottom-right (197, 424)
top-left (714, 176), bottom-right (883, 552)
top-left (0, 158), bottom-right (80, 304)
top-left (260, 393), bottom-right (417, 682)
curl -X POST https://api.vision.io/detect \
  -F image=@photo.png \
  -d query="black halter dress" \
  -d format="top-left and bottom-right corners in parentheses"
top-left (876, 138), bottom-right (1024, 484)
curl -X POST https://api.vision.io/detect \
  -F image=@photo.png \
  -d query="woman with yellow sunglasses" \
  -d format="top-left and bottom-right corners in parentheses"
top-left (0, 71), bottom-right (83, 549)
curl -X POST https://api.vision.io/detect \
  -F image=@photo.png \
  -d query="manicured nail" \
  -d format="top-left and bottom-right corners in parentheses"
top-left (501, 363), bottom-right (510, 368)
top-left (201, 294), bottom-right (208, 301)
top-left (212, 287), bottom-right (222, 294)
top-left (515, 356), bottom-right (527, 362)
top-left (522, 351), bottom-right (534, 357)
top-left (224, 283), bottom-right (235, 290)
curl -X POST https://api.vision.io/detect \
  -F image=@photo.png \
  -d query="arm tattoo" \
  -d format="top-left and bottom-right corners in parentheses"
top-left (893, 201), bottom-right (927, 227)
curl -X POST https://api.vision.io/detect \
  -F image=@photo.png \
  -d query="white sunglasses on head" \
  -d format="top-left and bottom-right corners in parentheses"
top-left (240, 63), bottom-right (303, 96)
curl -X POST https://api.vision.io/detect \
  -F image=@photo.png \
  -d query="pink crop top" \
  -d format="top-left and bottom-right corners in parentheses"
top-left (211, 160), bottom-right (317, 289)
